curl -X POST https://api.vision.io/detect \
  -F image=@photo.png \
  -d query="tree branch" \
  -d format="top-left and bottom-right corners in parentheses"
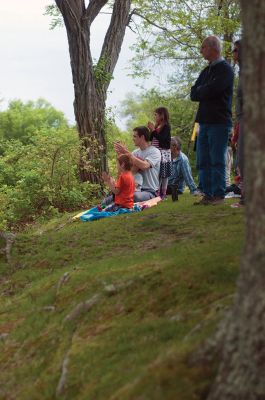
top-left (132, 9), bottom-right (197, 49)
top-left (98, 0), bottom-right (132, 87)
top-left (55, 0), bottom-right (84, 29)
top-left (85, 0), bottom-right (109, 26)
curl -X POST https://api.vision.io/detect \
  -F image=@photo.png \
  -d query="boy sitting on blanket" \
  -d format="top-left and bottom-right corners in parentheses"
top-left (102, 154), bottom-right (135, 211)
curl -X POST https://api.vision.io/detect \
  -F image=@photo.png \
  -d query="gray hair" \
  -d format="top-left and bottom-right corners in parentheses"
top-left (171, 136), bottom-right (182, 150)
top-left (204, 36), bottom-right (222, 53)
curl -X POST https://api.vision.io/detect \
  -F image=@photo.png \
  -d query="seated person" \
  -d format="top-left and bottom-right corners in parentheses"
top-left (114, 126), bottom-right (161, 202)
top-left (102, 154), bottom-right (135, 210)
top-left (168, 136), bottom-right (200, 195)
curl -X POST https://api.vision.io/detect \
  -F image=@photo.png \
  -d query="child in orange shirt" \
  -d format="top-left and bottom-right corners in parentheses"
top-left (102, 154), bottom-right (135, 210)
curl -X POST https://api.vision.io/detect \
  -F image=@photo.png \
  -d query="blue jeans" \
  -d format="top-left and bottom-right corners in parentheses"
top-left (197, 124), bottom-right (230, 198)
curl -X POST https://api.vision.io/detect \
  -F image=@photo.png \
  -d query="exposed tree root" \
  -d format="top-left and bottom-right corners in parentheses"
top-left (188, 309), bottom-right (232, 366)
top-left (103, 279), bottom-right (135, 295)
top-left (56, 272), bottom-right (70, 295)
top-left (0, 231), bottom-right (16, 265)
top-left (56, 351), bottom-right (70, 397)
top-left (64, 293), bottom-right (101, 322)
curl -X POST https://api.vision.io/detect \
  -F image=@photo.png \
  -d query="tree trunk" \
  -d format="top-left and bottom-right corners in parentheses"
top-left (207, 1), bottom-right (265, 399)
top-left (55, 0), bottom-right (131, 183)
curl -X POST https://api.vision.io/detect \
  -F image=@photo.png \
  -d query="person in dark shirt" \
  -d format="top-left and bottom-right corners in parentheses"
top-left (190, 36), bottom-right (234, 205)
top-left (147, 107), bottom-right (172, 199)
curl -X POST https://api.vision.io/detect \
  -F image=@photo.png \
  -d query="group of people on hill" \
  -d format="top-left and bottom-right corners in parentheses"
top-left (102, 35), bottom-right (244, 211)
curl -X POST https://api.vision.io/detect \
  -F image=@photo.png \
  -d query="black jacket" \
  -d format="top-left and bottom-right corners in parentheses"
top-left (150, 124), bottom-right (171, 149)
top-left (190, 60), bottom-right (234, 125)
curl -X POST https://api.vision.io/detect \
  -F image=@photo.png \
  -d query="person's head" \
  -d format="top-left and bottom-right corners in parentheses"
top-left (200, 36), bottom-right (222, 62)
top-left (154, 107), bottom-right (170, 127)
top-left (232, 39), bottom-right (242, 67)
top-left (118, 154), bottom-right (133, 171)
top-left (132, 126), bottom-right (150, 148)
top-left (170, 136), bottom-right (182, 157)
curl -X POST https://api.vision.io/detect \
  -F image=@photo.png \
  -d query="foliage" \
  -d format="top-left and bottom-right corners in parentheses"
top-left (104, 110), bottom-right (132, 175)
top-left (0, 99), bottom-right (68, 144)
top-left (0, 195), bottom-right (244, 399)
top-left (93, 56), bottom-right (114, 87)
top-left (43, 4), bottom-right (63, 29)
top-left (120, 88), bottom-right (197, 151)
top-left (130, 0), bottom-right (241, 85)
top-left (0, 127), bottom-right (101, 230)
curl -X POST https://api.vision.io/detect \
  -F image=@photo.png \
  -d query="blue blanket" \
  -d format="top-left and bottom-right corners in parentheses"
top-left (80, 204), bottom-right (141, 222)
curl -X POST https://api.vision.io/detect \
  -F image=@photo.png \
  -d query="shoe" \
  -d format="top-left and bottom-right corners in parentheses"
top-left (170, 185), bottom-right (178, 202)
top-left (210, 196), bottom-right (224, 205)
top-left (192, 190), bottom-right (203, 197)
top-left (193, 195), bottom-right (212, 205)
top-left (231, 198), bottom-right (245, 208)
top-left (231, 202), bottom-right (244, 208)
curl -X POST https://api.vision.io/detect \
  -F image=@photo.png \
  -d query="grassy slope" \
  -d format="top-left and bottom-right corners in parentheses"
top-left (0, 195), bottom-right (244, 400)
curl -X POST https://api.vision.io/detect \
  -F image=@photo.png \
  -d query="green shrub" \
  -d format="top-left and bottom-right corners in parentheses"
top-left (0, 127), bottom-right (102, 229)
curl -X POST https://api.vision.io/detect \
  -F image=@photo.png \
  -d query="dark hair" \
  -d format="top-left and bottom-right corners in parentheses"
top-left (133, 126), bottom-right (150, 142)
top-left (154, 107), bottom-right (170, 127)
top-left (118, 154), bottom-right (133, 171)
top-left (234, 39), bottom-right (242, 67)
top-left (171, 136), bottom-right (182, 150)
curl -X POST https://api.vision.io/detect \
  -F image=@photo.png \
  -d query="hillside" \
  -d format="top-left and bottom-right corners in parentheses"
top-left (0, 195), bottom-right (244, 400)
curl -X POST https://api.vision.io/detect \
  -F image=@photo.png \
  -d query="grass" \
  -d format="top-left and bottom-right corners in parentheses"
top-left (0, 194), bottom-right (244, 399)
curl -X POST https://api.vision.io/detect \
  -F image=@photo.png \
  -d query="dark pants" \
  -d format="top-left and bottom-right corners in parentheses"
top-left (197, 124), bottom-right (230, 198)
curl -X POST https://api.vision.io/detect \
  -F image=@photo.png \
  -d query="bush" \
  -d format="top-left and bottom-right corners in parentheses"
top-left (0, 127), bottom-right (102, 229)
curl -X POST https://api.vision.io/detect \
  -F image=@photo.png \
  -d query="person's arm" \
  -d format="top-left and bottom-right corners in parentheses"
top-left (114, 142), bottom-right (129, 156)
top-left (102, 172), bottom-right (120, 195)
top-left (114, 142), bottom-right (157, 171)
top-left (190, 70), bottom-right (205, 102)
top-left (193, 64), bottom-right (234, 101)
top-left (152, 124), bottom-right (171, 148)
top-left (147, 121), bottom-right (155, 131)
top-left (131, 154), bottom-right (151, 170)
top-left (180, 157), bottom-right (197, 193)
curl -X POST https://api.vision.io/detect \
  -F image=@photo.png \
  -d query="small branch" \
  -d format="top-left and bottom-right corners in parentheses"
top-left (51, 148), bottom-right (60, 181)
top-left (132, 10), bottom-right (196, 48)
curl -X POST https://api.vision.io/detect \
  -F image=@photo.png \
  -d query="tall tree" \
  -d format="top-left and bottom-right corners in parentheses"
top-left (207, 1), bottom-right (265, 398)
top-left (0, 99), bottom-right (67, 143)
top-left (54, 0), bottom-right (131, 183)
top-left (130, 0), bottom-right (241, 84)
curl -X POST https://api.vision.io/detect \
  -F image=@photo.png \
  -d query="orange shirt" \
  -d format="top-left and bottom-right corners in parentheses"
top-left (115, 171), bottom-right (135, 209)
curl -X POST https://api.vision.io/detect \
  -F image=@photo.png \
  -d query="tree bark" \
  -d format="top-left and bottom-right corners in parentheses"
top-left (55, 0), bottom-right (131, 183)
top-left (207, 1), bottom-right (265, 399)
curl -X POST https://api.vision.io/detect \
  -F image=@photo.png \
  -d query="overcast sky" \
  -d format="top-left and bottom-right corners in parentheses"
top-left (0, 1), bottom-right (156, 129)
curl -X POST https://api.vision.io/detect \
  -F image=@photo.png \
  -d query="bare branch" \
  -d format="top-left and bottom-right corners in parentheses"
top-left (98, 0), bottom-right (132, 87)
top-left (85, 0), bottom-right (109, 25)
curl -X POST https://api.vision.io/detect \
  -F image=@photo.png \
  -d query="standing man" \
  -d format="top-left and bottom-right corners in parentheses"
top-left (190, 36), bottom-right (234, 205)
